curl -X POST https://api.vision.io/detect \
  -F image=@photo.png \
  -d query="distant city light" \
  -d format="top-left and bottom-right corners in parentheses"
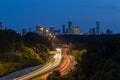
top-left (46, 30), bottom-right (49, 33)
top-left (40, 27), bottom-right (44, 31)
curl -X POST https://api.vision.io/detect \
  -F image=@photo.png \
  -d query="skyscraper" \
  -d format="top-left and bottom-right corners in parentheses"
top-left (73, 26), bottom-right (80, 34)
top-left (68, 21), bottom-right (72, 34)
top-left (106, 29), bottom-right (112, 35)
top-left (89, 27), bottom-right (95, 35)
top-left (89, 28), bottom-right (93, 35)
top-left (36, 24), bottom-right (39, 32)
top-left (36, 25), bottom-right (45, 35)
top-left (62, 25), bottom-right (66, 34)
top-left (93, 28), bottom-right (95, 35)
top-left (0, 22), bottom-right (2, 30)
top-left (22, 28), bottom-right (27, 35)
top-left (96, 21), bottom-right (100, 35)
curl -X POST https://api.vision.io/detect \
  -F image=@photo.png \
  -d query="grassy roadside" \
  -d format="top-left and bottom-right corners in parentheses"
top-left (0, 62), bottom-right (25, 77)
top-left (0, 30), bottom-right (53, 77)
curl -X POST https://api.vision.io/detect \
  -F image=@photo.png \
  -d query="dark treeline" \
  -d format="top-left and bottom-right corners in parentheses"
top-left (0, 29), bottom-right (53, 77)
top-left (57, 34), bottom-right (120, 49)
top-left (47, 35), bottom-right (120, 80)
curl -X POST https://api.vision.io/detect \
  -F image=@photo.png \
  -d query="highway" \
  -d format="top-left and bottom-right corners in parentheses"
top-left (38, 48), bottom-right (75, 80)
top-left (55, 48), bottom-right (74, 75)
top-left (13, 48), bottom-right (62, 80)
top-left (55, 54), bottom-right (73, 75)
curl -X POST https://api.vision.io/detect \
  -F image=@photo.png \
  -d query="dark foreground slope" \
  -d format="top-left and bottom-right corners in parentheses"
top-left (0, 29), bottom-right (53, 77)
top-left (47, 35), bottom-right (120, 80)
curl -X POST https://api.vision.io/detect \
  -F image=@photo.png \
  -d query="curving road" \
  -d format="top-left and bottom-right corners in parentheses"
top-left (55, 54), bottom-right (74, 75)
top-left (13, 49), bottom-right (62, 80)
top-left (38, 48), bottom-right (75, 80)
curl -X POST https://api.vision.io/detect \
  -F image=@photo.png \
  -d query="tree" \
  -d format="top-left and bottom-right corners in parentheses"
top-left (46, 71), bottom-right (61, 80)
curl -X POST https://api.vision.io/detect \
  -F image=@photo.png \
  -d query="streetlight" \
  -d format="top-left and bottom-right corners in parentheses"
top-left (46, 30), bottom-right (49, 33)
top-left (53, 35), bottom-right (56, 39)
top-left (40, 27), bottom-right (44, 31)
top-left (45, 30), bottom-right (49, 36)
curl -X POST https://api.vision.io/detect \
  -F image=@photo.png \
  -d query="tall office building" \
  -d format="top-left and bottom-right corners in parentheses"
top-left (96, 21), bottom-right (100, 35)
top-left (73, 26), bottom-right (80, 34)
top-left (36, 25), bottom-right (45, 35)
top-left (93, 28), bottom-right (96, 35)
top-left (89, 28), bottom-right (93, 35)
top-left (0, 22), bottom-right (2, 30)
top-left (22, 28), bottom-right (27, 35)
top-left (106, 29), bottom-right (112, 35)
top-left (68, 21), bottom-right (73, 34)
top-left (36, 24), bottom-right (39, 32)
top-left (62, 25), bottom-right (66, 34)
top-left (66, 28), bottom-right (69, 34)
top-left (50, 26), bottom-right (60, 35)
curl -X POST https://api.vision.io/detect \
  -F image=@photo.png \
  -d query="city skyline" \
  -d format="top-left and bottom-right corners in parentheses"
top-left (0, 0), bottom-right (120, 33)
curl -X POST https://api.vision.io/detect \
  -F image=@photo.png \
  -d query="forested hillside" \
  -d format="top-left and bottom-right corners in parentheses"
top-left (47, 35), bottom-right (120, 80)
top-left (0, 29), bottom-right (53, 77)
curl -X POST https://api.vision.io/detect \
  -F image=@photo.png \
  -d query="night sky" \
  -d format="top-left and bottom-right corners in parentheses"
top-left (0, 0), bottom-right (120, 33)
